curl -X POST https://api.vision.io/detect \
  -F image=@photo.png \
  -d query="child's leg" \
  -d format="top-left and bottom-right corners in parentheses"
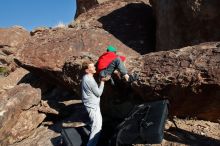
top-left (104, 57), bottom-right (128, 76)
top-left (100, 57), bottom-right (138, 82)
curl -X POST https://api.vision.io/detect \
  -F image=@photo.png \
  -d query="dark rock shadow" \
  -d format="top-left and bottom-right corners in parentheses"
top-left (165, 127), bottom-right (220, 146)
top-left (18, 72), bottom-right (77, 101)
top-left (98, 3), bottom-right (156, 54)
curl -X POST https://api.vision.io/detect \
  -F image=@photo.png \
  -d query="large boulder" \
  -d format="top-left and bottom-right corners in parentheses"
top-left (0, 84), bottom-right (45, 145)
top-left (150, 0), bottom-right (220, 51)
top-left (0, 26), bottom-right (30, 48)
top-left (132, 42), bottom-right (220, 121)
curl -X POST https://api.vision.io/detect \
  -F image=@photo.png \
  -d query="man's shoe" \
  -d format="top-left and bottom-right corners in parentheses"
top-left (128, 73), bottom-right (139, 82)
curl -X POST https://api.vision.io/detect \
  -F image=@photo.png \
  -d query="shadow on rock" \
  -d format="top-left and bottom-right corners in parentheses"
top-left (98, 3), bottom-right (156, 54)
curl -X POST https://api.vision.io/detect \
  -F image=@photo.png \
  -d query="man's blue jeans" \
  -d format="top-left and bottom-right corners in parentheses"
top-left (86, 107), bottom-right (102, 146)
top-left (99, 57), bottom-right (128, 78)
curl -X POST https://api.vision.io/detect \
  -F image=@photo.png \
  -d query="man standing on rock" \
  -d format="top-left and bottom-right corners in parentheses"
top-left (81, 60), bottom-right (110, 146)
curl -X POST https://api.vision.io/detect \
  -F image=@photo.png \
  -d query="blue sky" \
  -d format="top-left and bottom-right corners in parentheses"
top-left (0, 0), bottom-right (76, 31)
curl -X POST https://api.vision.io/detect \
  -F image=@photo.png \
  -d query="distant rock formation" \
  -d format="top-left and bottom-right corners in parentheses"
top-left (150, 0), bottom-right (220, 51)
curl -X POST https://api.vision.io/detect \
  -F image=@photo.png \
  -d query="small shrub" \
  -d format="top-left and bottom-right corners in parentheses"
top-left (0, 67), bottom-right (9, 76)
top-left (54, 22), bottom-right (66, 28)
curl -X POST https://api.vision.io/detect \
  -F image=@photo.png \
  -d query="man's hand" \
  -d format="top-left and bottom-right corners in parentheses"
top-left (101, 75), bottom-right (111, 81)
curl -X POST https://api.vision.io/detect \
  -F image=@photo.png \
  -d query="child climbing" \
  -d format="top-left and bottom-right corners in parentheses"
top-left (97, 45), bottom-right (138, 84)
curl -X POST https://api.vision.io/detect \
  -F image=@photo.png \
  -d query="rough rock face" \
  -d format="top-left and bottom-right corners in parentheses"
top-left (132, 42), bottom-right (220, 121)
top-left (0, 68), bottom-right (28, 93)
top-left (0, 84), bottom-right (45, 145)
top-left (0, 27), bottom-right (30, 76)
top-left (0, 26), bottom-right (30, 48)
top-left (150, 0), bottom-right (220, 51)
top-left (75, 0), bottom-right (98, 18)
top-left (11, 126), bottom-right (59, 146)
top-left (17, 27), bottom-right (138, 70)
